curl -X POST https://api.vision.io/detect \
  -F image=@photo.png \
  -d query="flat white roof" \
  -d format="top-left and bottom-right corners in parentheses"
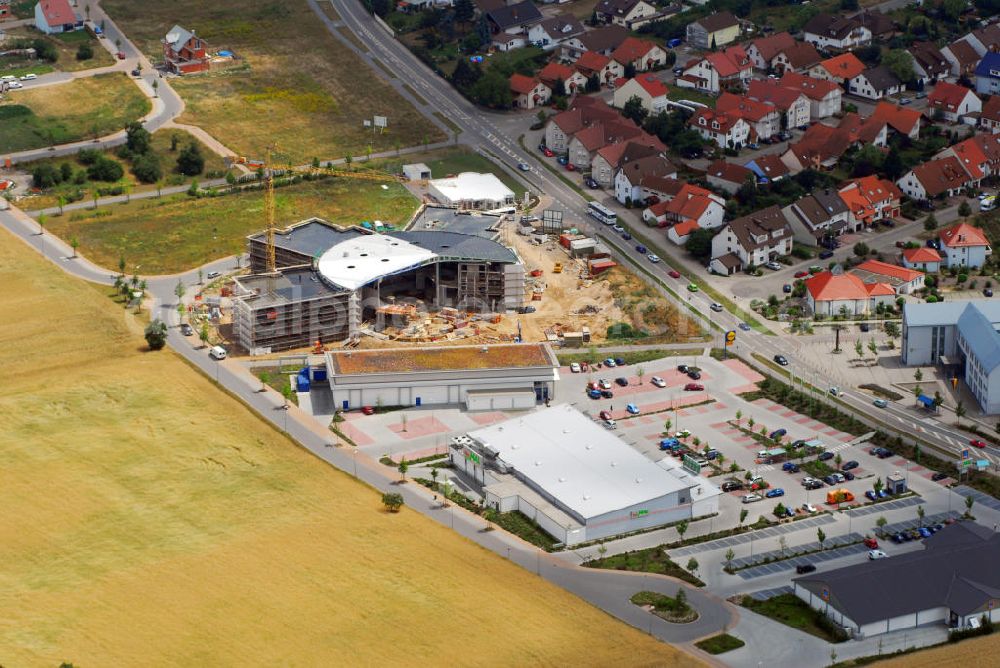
top-left (469, 404), bottom-right (693, 520)
top-left (429, 172), bottom-right (514, 204)
top-left (316, 233), bottom-right (435, 291)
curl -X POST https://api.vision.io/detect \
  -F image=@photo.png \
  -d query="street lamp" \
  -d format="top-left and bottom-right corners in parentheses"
top-left (353, 448), bottom-right (358, 478)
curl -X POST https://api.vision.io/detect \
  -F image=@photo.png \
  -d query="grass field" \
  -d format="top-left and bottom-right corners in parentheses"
top-left (0, 225), bottom-right (700, 667)
top-left (21, 129), bottom-right (229, 211)
top-left (0, 28), bottom-right (118, 73)
top-left (102, 0), bottom-right (444, 160)
top-left (878, 634), bottom-right (999, 667)
top-left (44, 175), bottom-right (419, 273)
top-left (0, 73), bottom-right (150, 152)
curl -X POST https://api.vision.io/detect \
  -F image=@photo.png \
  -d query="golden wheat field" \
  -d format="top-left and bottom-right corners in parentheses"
top-left (0, 226), bottom-right (701, 666)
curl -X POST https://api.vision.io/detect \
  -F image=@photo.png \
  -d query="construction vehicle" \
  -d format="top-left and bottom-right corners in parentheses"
top-left (553, 262), bottom-right (563, 273)
top-left (826, 489), bottom-right (855, 504)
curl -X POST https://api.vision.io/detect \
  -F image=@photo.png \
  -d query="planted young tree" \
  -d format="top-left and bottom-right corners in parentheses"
top-left (735, 409), bottom-right (743, 425)
top-left (917, 504), bottom-right (925, 527)
top-left (873, 477), bottom-right (884, 495)
top-left (817, 527), bottom-right (826, 549)
top-left (664, 418), bottom-right (672, 434)
top-left (725, 547), bottom-right (735, 570)
top-left (855, 339), bottom-right (864, 360)
top-left (637, 365), bottom-right (645, 385)
top-left (397, 457), bottom-right (409, 482)
top-left (144, 319), bottom-right (167, 350)
top-left (747, 417), bottom-right (755, 430)
top-left (676, 519), bottom-right (689, 542)
top-left (739, 508), bottom-right (748, 527)
top-left (686, 557), bottom-right (699, 574)
top-left (37, 212), bottom-right (47, 235)
top-left (956, 400), bottom-right (967, 426)
top-left (70, 237), bottom-right (79, 258)
top-left (876, 516), bottom-right (888, 536)
top-left (430, 467), bottom-right (439, 490)
top-left (57, 195), bottom-right (66, 215)
top-left (198, 323), bottom-right (210, 349)
top-left (779, 535), bottom-right (788, 556)
top-left (258, 371), bottom-right (270, 393)
top-left (959, 200), bottom-right (972, 217)
top-left (868, 339), bottom-right (878, 358)
top-left (914, 368), bottom-right (924, 383)
top-left (835, 453), bottom-right (843, 468)
top-left (382, 492), bottom-right (404, 512)
top-left (966, 495), bottom-right (975, 517)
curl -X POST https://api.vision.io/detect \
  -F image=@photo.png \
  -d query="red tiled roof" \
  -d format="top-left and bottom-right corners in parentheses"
top-left (690, 108), bottom-right (745, 134)
top-left (865, 282), bottom-right (896, 297)
top-left (848, 175), bottom-right (902, 203)
top-left (510, 73), bottom-right (539, 95)
top-left (750, 153), bottom-right (789, 179)
top-left (549, 99), bottom-right (619, 134)
top-left (539, 61), bottom-right (576, 85)
top-left (939, 222), bottom-right (989, 248)
top-left (575, 50), bottom-right (611, 73)
top-left (818, 53), bottom-right (866, 80)
top-left (927, 82), bottom-right (978, 114)
top-left (902, 247), bottom-right (942, 263)
top-left (716, 92), bottom-right (778, 122)
top-left (671, 219), bottom-right (701, 236)
top-left (855, 259), bottom-right (924, 283)
top-left (806, 271), bottom-right (870, 301)
top-left (912, 156), bottom-right (972, 197)
top-left (780, 72), bottom-right (840, 101)
top-left (750, 32), bottom-right (796, 63)
top-left (747, 79), bottom-right (806, 111)
top-left (982, 95), bottom-right (1000, 124)
top-left (778, 42), bottom-right (821, 70)
top-left (950, 138), bottom-right (988, 180)
top-left (707, 160), bottom-right (753, 184)
top-left (39, 0), bottom-right (75, 25)
top-left (703, 45), bottom-right (752, 78)
top-left (612, 37), bottom-right (658, 65)
top-left (870, 101), bottom-right (922, 136)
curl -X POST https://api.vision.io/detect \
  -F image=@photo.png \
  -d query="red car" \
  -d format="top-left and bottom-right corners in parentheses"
top-left (566, 163), bottom-right (576, 171)
top-left (543, 148), bottom-right (554, 157)
top-left (863, 537), bottom-right (879, 549)
top-left (668, 270), bottom-right (681, 278)
top-left (361, 405), bottom-right (375, 415)
top-left (588, 381), bottom-right (600, 391)
top-left (599, 410), bottom-right (612, 420)
top-left (971, 439), bottom-right (987, 448)
top-left (794, 270), bottom-right (808, 278)
top-left (684, 383), bottom-right (704, 391)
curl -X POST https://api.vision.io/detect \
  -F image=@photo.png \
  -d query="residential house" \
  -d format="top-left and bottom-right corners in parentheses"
top-left (611, 37), bottom-right (667, 73)
top-left (745, 153), bottom-right (790, 183)
top-left (802, 13), bottom-right (871, 51)
top-left (686, 11), bottom-right (740, 50)
top-left (595, 0), bottom-right (678, 30)
top-left (544, 98), bottom-right (619, 152)
top-left (897, 156), bottom-right (974, 201)
top-left (0, 0), bottom-right (11, 20)
top-left (851, 259), bottom-right (924, 295)
top-left (591, 140), bottom-right (662, 187)
top-left (34, 0), bottom-right (80, 34)
top-left (715, 92), bottom-right (781, 142)
top-left (848, 65), bottom-right (902, 101)
top-left (560, 25), bottom-right (628, 61)
top-left (486, 1), bottom-right (542, 50)
top-left (689, 107), bottom-right (751, 149)
top-left (926, 82), bottom-right (981, 123)
top-left (782, 189), bottom-right (852, 245)
top-left (938, 133), bottom-right (1000, 184)
top-left (942, 39), bottom-right (981, 79)
top-left (162, 25), bottom-right (211, 75)
top-left (709, 205), bottom-right (792, 275)
top-left (810, 52), bottom-right (866, 85)
top-left (805, 271), bottom-right (895, 316)
top-left (527, 14), bottom-right (585, 51)
top-left (960, 23), bottom-right (1000, 57)
top-left (706, 160), bottom-right (753, 194)
top-left (902, 246), bottom-right (943, 273)
top-left (781, 121), bottom-right (854, 173)
top-left (747, 79), bottom-right (810, 129)
top-left (981, 95), bottom-right (1000, 133)
top-left (647, 183), bottom-right (725, 233)
top-left (636, 174), bottom-right (684, 205)
top-left (538, 61), bottom-right (588, 95)
top-left (870, 101), bottom-right (922, 140)
top-left (746, 32), bottom-right (796, 71)
top-left (613, 73), bottom-right (669, 113)
top-left (975, 53), bottom-right (1000, 97)
top-left (939, 222), bottom-right (992, 268)
top-left (910, 42), bottom-right (951, 84)
top-left (566, 118), bottom-right (645, 168)
top-left (510, 74), bottom-right (552, 110)
top-left (614, 155), bottom-right (678, 204)
top-left (839, 176), bottom-right (902, 228)
top-left (837, 112), bottom-right (889, 148)
top-left (852, 10), bottom-right (896, 41)
top-left (678, 45), bottom-right (752, 94)
top-left (781, 72), bottom-right (841, 119)
top-left (573, 51), bottom-right (623, 87)
top-left (772, 42), bottom-right (822, 76)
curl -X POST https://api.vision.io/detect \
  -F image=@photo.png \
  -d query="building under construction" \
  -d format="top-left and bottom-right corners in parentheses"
top-left (231, 218), bottom-right (526, 353)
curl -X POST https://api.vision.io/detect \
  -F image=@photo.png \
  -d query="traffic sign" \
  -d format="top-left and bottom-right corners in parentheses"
top-left (725, 330), bottom-right (736, 347)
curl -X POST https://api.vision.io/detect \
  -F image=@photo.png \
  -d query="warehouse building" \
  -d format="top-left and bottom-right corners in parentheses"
top-left (325, 343), bottom-right (559, 411)
top-left (427, 172), bottom-right (516, 210)
top-left (794, 522), bottom-right (1000, 638)
top-left (451, 405), bottom-right (719, 545)
top-left (902, 300), bottom-right (1000, 414)
top-left (232, 218), bottom-right (525, 353)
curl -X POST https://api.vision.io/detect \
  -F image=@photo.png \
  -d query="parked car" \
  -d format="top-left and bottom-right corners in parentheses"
top-left (587, 389), bottom-right (602, 399)
top-left (208, 345), bottom-right (227, 360)
top-left (570, 362), bottom-right (581, 373)
top-left (843, 471), bottom-right (855, 481)
top-left (765, 488), bottom-right (785, 498)
top-left (765, 261), bottom-right (782, 270)
top-left (782, 462), bottom-right (800, 473)
top-left (599, 410), bottom-right (612, 420)
top-left (783, 283), bottom-right (792, 293)
top-left (615, 377), bottom-right (629, 387)
top-left (603, 358), bottom-right (617, 368)
top-left (864, 537), bottom-right (879, 549)
top-left (557, 156), bottom-right (569, 166)
top-left (585, 177), bottom-right (598, 188)
top-left (802, 503), bottom-right (818, 513)
top-left (626, 403), bottom-right (640, 415)
top-left (794, 270), bottom-right (809, 278)
top-left (603, 419), bottom-right (617, 429)
top-left (659, 437), bottom-right (680, 450)
top-left (180, 323), bottom-right (194, 336)
top-left (600, 389), bottom-right (613, 398)
top-left (818, 250), bottom-right (834, 259)
top-left (687, 370), bottom-right (701, 380)
top-left (796, 563), bottom-right (817, 574)
top-left (543, 148), bottom-right (554, 157)
top-left (931, 472), bottom-right (948, 481)
top-left (705, 449), bottom-right (719, 460)
top-left (721, 480), bottom-right (743, 492)
top-left (614, 357), bottom-right (625, 366)
top-left (742, 493), bottom-right (763, 504)
top-left (361, 405), bottom-right (375, 415)
top-left (677, 364), bottom-right (689, 373)
top-left (985, 288), bottom-right (994, 297)
top-left (684, 383), bottom-right (704, 391)
top-left (651, 376), bottom-right (666, 387)
top-left (774, 354), bottom-right (789, 366)
top-left (770, 428), bottom-right (787, 439)
top-left (842, 460), bottom-right (859, 471)
top-left (598, 378), bottom-right (612, 389)
top-left (20, 73), bottom-right (37, 81)
top-left (865, 490), bottom-right (878, 502)
top-left (818, 451), bottom-right (834, 461)
top-left (804, 479), bottom-right (823, 490)
top-left (565, 162), bottom-right (576, 171)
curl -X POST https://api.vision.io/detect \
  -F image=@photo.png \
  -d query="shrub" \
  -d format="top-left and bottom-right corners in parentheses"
top-left (76, 42), bottom-right (94, 61)
top-left (32, 163), bottom-right (62, 189)
top-left (176, 142), bottom-right (205, 176)
top-left (131, 153), bottom-right (163, 184)
top-left (77, 148), bottom-right (101, 165)
top-left (87, 157), bottom-right (125, 182)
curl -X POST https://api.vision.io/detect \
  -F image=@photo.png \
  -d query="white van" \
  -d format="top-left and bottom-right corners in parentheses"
top-left (209, 345), bottom-right (227, 360)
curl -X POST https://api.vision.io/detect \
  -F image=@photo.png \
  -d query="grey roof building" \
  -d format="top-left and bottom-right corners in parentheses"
top-left (794, 522), bottom-right (1000, 638)
top-left (782, 189), bottom-right (851, 245)
top-left (486, 1), bottom-right (542, 32)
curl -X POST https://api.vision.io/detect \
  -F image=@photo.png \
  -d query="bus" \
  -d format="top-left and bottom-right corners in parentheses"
top-left (588, 202), bottom-right (617, 226)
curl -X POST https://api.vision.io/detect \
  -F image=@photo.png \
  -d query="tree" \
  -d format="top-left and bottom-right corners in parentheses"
top-left (76, 41), bottom-right (94, 60)
top-left (37, 212), bottom-right (46, 235)
top-left (779, 535), bottom-right (788, 556)
top-left (748, 417), bottom-right (755, 430)
top-left (855, 339), bottom-right (864, 359)
top-left (259, 371), bottom-right (270, 393)
top-left (125, 121), bottom-right (152, 155)
top-left (840, 0), bottom-right (858, 8)
top-left (56, 195), bottom-right (66, 215)
top-left (198, 268), bottom-right (204, 285)
top-left (956, 400), bottom-right (966, 425)
top-left (924, 213), bottom-right (938, 231)
top-left (622, 95), bottom-right (648, 125)
top-left (885, 321), bottom-right (900, 338)
top-left (454, 0), bottom-right (475, 23)
top-left (586, 73), bottom-right (601, 93)
top-left (144, 319), bottom-right (168, 350)
top-left (735, 409), bottom-right (743, 425)
top-left (382, 492), bottom-right (404, 512)
top-left (876, 515), bottom-right (888, 536)
top-left (966, 495), bottom-right (975, 516)
top-left (132, 153), bottom-right (162, 184)
top-left (943, 0), bottom-right (965, 21)
top-left (739, 508), bottom-right (748, 527)
top-left (87, 157), bottom-right (124, 182)
top-left (70, 237), bottom-right (79, 258)
top-left (430, 467), bottom-right (439, 490)
top-left (469, 70), bottom-right (513, 108)
top-left (959, 200), bottom-right (972, 217)
top-left (916, 504), bottom-right (925, 527)
top-left (676, 519), bottom-right (689, 541)
top-left (853, 242), bottom-right (870, 257)
top-left (637, 366), bottom-right (645, 384)
top-left (873, 477), bottom-right (884, 495)
top-left (725, 547), bottom-right (735, 570)
top-left (198, 322), bottom-right (210, 348)
top-left (882, 49), bottom-right (915, 84)
top-left (177, 142), bottom-right (205, 176)
top-left (152, 79), bottom-right (159, 98)
top-left (835, 453), bottom-right (843, 468)
top-left (686, 557), bottom-right (699, 574)
top-left (450, 59), bottom-right (481, 91)
top-left (685, 227), bottom-right (715, 259)
top-left (914, 368), bottom-right (924, 383)
top-left (397, 457), bottom-right (409, 482)
top-left (883, 147), bottom-right (905, 181)
top-left (817, 527), bottom-right (826, 548)
top-left (664, 418), bottom-right (672, 433)
top-left (31, 164), bottom-right (60, 189)
top-left (868, 338), bottom-right (878, 358)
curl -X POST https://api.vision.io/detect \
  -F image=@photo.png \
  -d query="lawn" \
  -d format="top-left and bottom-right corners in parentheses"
top-left (556, 347), bottom-right (704, 367)
top-left (667, 88), bottom-right (717, 110)
top-left (585, 549), bottom-right (706, 587)
top-left (694, 633), bottom-right (745, 655)
top-left (0, 27), bottom-right (120, 73)
top-left (0, 73), bottom-right (150, 152)
top-left (0, 225), bottom-right (700, 667)
top-left (101, 0), bottom-right (444, 161)
top-left (740, 594), bottom-right (848, 642)
top-left (44, 175), bottom-right (420, 273)
top-left (20, 128), bottom-right (229, 211)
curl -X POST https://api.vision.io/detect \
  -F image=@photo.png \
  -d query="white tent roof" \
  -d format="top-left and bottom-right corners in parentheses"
top-left (316, 233), bottom-right (435, 290)
top-left (469, 404), bottom-right (693, 520)
top-left (428, 172), bottom-right (514, 204)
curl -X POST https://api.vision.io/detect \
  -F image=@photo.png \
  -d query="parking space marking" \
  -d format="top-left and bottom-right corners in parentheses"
top-left (954, 485), bottom-right (1000, 512)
